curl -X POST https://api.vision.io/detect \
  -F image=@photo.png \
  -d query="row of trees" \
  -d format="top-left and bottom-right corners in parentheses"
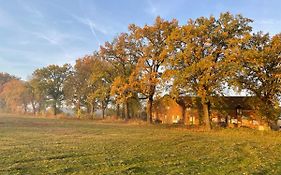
top-left (1, 12), bottom-right (280, 130)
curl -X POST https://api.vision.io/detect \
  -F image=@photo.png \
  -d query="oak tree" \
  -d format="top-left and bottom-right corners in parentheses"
top-left (100, 33), bottom-right (141, 119)
top-left (129, 16), bottom-right (178, 123)
top-left (32, 64), bottom-right (71, 115)
top-left (166, 13), bottom-right (252, 129)
top-left (236, 32), bottom-right (281, 122)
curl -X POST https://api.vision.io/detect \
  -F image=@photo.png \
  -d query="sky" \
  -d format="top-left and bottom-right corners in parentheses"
top-left (0, 0), bottom-right (281, 80)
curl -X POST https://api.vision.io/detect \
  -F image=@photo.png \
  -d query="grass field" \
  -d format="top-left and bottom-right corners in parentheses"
top-left (1, 114), bottom-right (281, 175)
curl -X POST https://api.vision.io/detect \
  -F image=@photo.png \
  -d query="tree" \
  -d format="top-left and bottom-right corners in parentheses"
top-left (0, 79), bottom-right (31, 113)
top-left (0, 72), bottom-right (18, 110)
top-left (0, 72), bottom-right (18, 89)
top-left (28, 75), bottom-right (49, 115)
top-left (24, 81), bottom-right (40, 114)
top-left (235, 32), bottom-right (281, 122)
top-left (100, 33), bottom-right (141, 119)
top-left (88, 54), bottom-right (115, 119)
top-left (32, 64), bottom-right (71, 115)
top-left (166, 12), bottom-right (252, 129)
top-left (64, 55), bottom-right (97, 118)
top-left (129, 16), bottom-right (178, 123)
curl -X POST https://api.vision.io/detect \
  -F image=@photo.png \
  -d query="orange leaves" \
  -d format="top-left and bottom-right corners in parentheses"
top-left (165, 12), bottom-right (253, 101)
top-left (111, 76), bottom-right (133, 104)
top-left (129, 17), bottom-right (178, 98)
top-left (235, 32), bottom-right (281, 120)
top-left (10, 13), bottom-right (278, 121)
top-left (0, 79), bottom-right (30, 112)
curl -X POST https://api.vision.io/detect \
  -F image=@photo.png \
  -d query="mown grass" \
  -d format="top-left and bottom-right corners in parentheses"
top-left (1, 114), bottom-right (281, 174)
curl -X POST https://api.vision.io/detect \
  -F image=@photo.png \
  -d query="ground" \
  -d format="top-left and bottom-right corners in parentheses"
top-left (1, 114), bottom-right (281, 174)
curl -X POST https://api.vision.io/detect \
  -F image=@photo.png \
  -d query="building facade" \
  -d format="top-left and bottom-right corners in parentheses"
top-left (152, 95), bottom-right (267, 129)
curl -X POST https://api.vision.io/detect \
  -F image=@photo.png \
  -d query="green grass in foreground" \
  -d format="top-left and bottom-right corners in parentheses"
top-left (1, 114), bottom-right (281, 174)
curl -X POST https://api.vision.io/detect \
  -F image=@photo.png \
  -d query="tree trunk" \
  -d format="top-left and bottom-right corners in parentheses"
top-left (102, 109), bottom-right (105, 119)
top-left (225, 116), bottom-right (229, 127)
top-left (146, 96), bottom-right (153, 123)
top-left (38, 101), bottom-right (43, 115)
top-left (202, 102), bottom-right (211, 130)
top-left (116, 104), bottom-right (120, 117)
top-left (31, 101), bottom-right (36, 115)
top-left (101, 102), bottom-right (105, 119)
top-left (53, 102), bottom-right (57, 116)
top-left (23, 103), bottom-right (27, 114)
top-left (181, 105), bottom-right (186, 125)
top-left (76, 99), bottom-right (81, 118)
top-left (127, 102), bottom-right (130, 119)
top-left (124, 101), bottom-right (130, 120)
top-left (131, 107), bottom-right (135, 119)
top-left (121, 105), bottom-right (125, 119)
top-left (90, 103), bottom-right (94, 118)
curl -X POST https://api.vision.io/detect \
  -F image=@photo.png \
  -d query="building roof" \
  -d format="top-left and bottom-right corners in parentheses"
top-left (174, 96), bottom-right (259, 110)
top-left (211, 96), bottom-right (258, 110)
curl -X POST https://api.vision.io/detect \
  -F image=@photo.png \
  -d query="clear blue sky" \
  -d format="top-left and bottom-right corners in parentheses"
top-left (1, 0), bottom-right (280, 79)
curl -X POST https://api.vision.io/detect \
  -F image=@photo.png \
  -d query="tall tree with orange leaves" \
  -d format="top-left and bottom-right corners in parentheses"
top-left (166, 12), bottom-right (252, 129)
top-left (129, 17), bottom-right (178, 123)
top-left (235, 32), bottom-right (281, 122)
top-left (100, 33), bottom-right (141, 119)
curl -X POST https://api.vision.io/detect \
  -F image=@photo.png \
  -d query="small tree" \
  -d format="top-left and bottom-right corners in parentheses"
top-left (32, 64), bottom-right (71, 115)
top-left (0, 80), bottom-right (31, 113)
top-left (64, 56), bottom-right (97, 118)
top-left (0, 72), bottom-right (18, 110)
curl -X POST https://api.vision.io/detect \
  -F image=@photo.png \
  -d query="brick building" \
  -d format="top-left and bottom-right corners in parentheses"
top-left (152, 95), bottom-right (267, 128)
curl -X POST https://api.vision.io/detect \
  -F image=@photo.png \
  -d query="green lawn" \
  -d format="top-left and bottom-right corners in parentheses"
top-left (1, 114), bottom-right (281, 174)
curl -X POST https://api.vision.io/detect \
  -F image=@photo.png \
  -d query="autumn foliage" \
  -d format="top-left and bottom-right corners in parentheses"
top-left (0, 12), bottom-right (280, 129)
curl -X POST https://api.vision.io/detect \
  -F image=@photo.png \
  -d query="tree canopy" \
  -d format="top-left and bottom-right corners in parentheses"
top-left (31, 64), bottom-right (71, 115)
top-left (1, 12), bottom-right (281, 129)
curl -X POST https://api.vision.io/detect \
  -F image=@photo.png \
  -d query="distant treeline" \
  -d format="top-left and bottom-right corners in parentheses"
top-left (0, 12), bottom-right (280, 130)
